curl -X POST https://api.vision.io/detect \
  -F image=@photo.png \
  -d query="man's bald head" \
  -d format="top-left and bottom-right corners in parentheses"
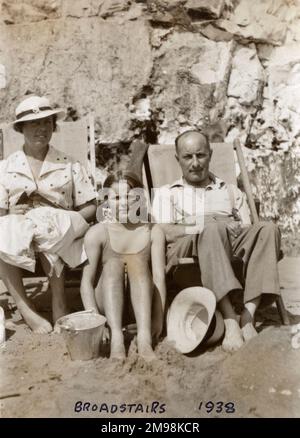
top-left (175, 130), bottom-right (211, 154)
top-left (174, 129), bottom-right (212, 187)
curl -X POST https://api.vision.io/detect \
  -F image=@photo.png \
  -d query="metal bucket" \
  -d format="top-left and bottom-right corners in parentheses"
top-left (56, 310), bottom-right (106, 361)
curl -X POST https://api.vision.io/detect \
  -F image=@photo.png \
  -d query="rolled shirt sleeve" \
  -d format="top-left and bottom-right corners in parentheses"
top-left (72, 161), bottom-right (97, 208)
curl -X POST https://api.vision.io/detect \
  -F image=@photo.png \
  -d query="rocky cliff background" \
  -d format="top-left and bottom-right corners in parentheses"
top-left (0, 0), bottom-right (299, 254)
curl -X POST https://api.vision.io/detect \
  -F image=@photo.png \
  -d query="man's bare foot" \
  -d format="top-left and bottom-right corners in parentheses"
top-left (222, 319), bottom-right (244, 353)
top-left (110, 332), bottom-right (126, 360)
top-left (240, 308), bottom-right (257, 342)
top-left (19, 304), bottom-right (52, 334)
top-left (137, 334), bottom-right (156, 361)
top-left (241, 322), bottom-right (258, 342)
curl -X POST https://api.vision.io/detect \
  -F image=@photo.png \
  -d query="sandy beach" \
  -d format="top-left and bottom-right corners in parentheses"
top-left (0, 257), bottom-right (299, 418)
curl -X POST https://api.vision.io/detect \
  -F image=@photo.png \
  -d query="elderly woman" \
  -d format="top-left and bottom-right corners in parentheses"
top-left (0, 95), bottom-right (97, 333)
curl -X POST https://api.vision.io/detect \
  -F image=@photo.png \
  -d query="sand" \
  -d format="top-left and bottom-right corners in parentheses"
top-left (0, 257), bottom-right (300, 418)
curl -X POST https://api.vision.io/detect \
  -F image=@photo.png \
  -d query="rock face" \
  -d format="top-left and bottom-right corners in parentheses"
top-left (0, 0), bottom-right (299, 253)
top-left (1, 0), bottom-right (62, 24)
top-left (150, 32), bottom-right (235, 143)
top-left (216, 0), bottom-right (292, 45)
top-left (227, 45), bottom-right (265, 106)
top-left (0, 65), bottom-right (6, 89)
top-left (0, 18), bottom-right (152, 144)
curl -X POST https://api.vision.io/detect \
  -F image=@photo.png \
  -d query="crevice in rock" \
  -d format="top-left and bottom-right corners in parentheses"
top-left (65, 107), bottom-right (79, 122)
top-left (149, 19), bottom-right (176, 30)
top-left (187, 10), bottom-right (218, 21)
top-left (33, 45), bottom-right (52, 87)
top-left (129, 116), bottom-right (159, 144)
top-left (95, 141), bottom-right (131, 171)
top-left (64, 14), bottom-right (100, 19)
top-left (132, 85), bottom-right (154, 103)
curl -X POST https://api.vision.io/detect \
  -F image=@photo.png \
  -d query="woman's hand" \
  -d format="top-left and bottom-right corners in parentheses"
top-left (9, 204), bottom-right (31, 215)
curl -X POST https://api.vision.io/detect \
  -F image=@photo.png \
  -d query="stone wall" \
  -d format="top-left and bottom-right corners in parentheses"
top-left (0, 0), bottom-right (299, 253)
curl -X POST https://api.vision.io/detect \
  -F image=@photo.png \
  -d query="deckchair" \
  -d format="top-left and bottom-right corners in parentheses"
top-left (143, 140), bottom-right (289, 325)
top-left (0, 115), bottom-right (96, 285)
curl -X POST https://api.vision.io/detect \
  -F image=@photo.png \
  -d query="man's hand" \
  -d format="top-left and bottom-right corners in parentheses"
top-left (226, 220), bottom-right (243, 239)
top-left (9, 204), bottom-right (31, 215)
top-left (160, 222), bottom-right (204, 242)
top-left (184, 223), bottom-right (204, 235)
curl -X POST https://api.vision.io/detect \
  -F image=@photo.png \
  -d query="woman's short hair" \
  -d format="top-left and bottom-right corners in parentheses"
top-left (13, 114), bottom-right (58, 134)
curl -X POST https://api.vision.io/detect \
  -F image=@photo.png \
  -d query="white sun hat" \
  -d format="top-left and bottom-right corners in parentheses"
top-left (12, 95), bottom-right (65, 130)
top-left (167, 286), bottom-right (220, 354)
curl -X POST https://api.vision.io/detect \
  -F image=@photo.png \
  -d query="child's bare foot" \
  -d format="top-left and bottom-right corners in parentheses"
top-left (19, 304), bottom-right (52, 334)
top-left (137, 333), bottom-right (156, 361)
top-left (110, 332), bottom-right (126, 360)
top-left (138, 344), bottom-right (156, 361)
top-left (110, 344), bottom-right (126, 361)
top-left (222, 319), bottom-right (244, 353)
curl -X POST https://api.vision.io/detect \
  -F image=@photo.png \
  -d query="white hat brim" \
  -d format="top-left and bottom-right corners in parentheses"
top-left (167, 287), bottom-right (216, 354)
top-left (12, 108), bottom-right (66, 127)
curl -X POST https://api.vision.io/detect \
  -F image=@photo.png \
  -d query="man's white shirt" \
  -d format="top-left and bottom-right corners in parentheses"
top-left (151, 174), bottom-right (251, 226)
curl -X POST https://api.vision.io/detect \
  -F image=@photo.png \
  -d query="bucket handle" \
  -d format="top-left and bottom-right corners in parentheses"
top-left (74, 309), bottom-right (98, 316)
top-left (55, 309), bottom-right (101, 332)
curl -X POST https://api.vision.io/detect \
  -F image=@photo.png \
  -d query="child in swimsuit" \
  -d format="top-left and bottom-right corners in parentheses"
top-left (80, 170), bottom-right (166, 361)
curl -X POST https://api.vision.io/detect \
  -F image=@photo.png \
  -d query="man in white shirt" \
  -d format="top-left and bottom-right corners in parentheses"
top-left (152, 130), bottom-right (281, 352)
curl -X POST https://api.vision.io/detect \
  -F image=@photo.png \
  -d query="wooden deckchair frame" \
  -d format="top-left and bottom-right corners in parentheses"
top-left (144, 139), bottom-right (289, 325)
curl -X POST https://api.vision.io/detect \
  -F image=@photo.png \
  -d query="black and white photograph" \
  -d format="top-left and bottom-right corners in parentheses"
top-left (0, 0), bottom-right (299, 421)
